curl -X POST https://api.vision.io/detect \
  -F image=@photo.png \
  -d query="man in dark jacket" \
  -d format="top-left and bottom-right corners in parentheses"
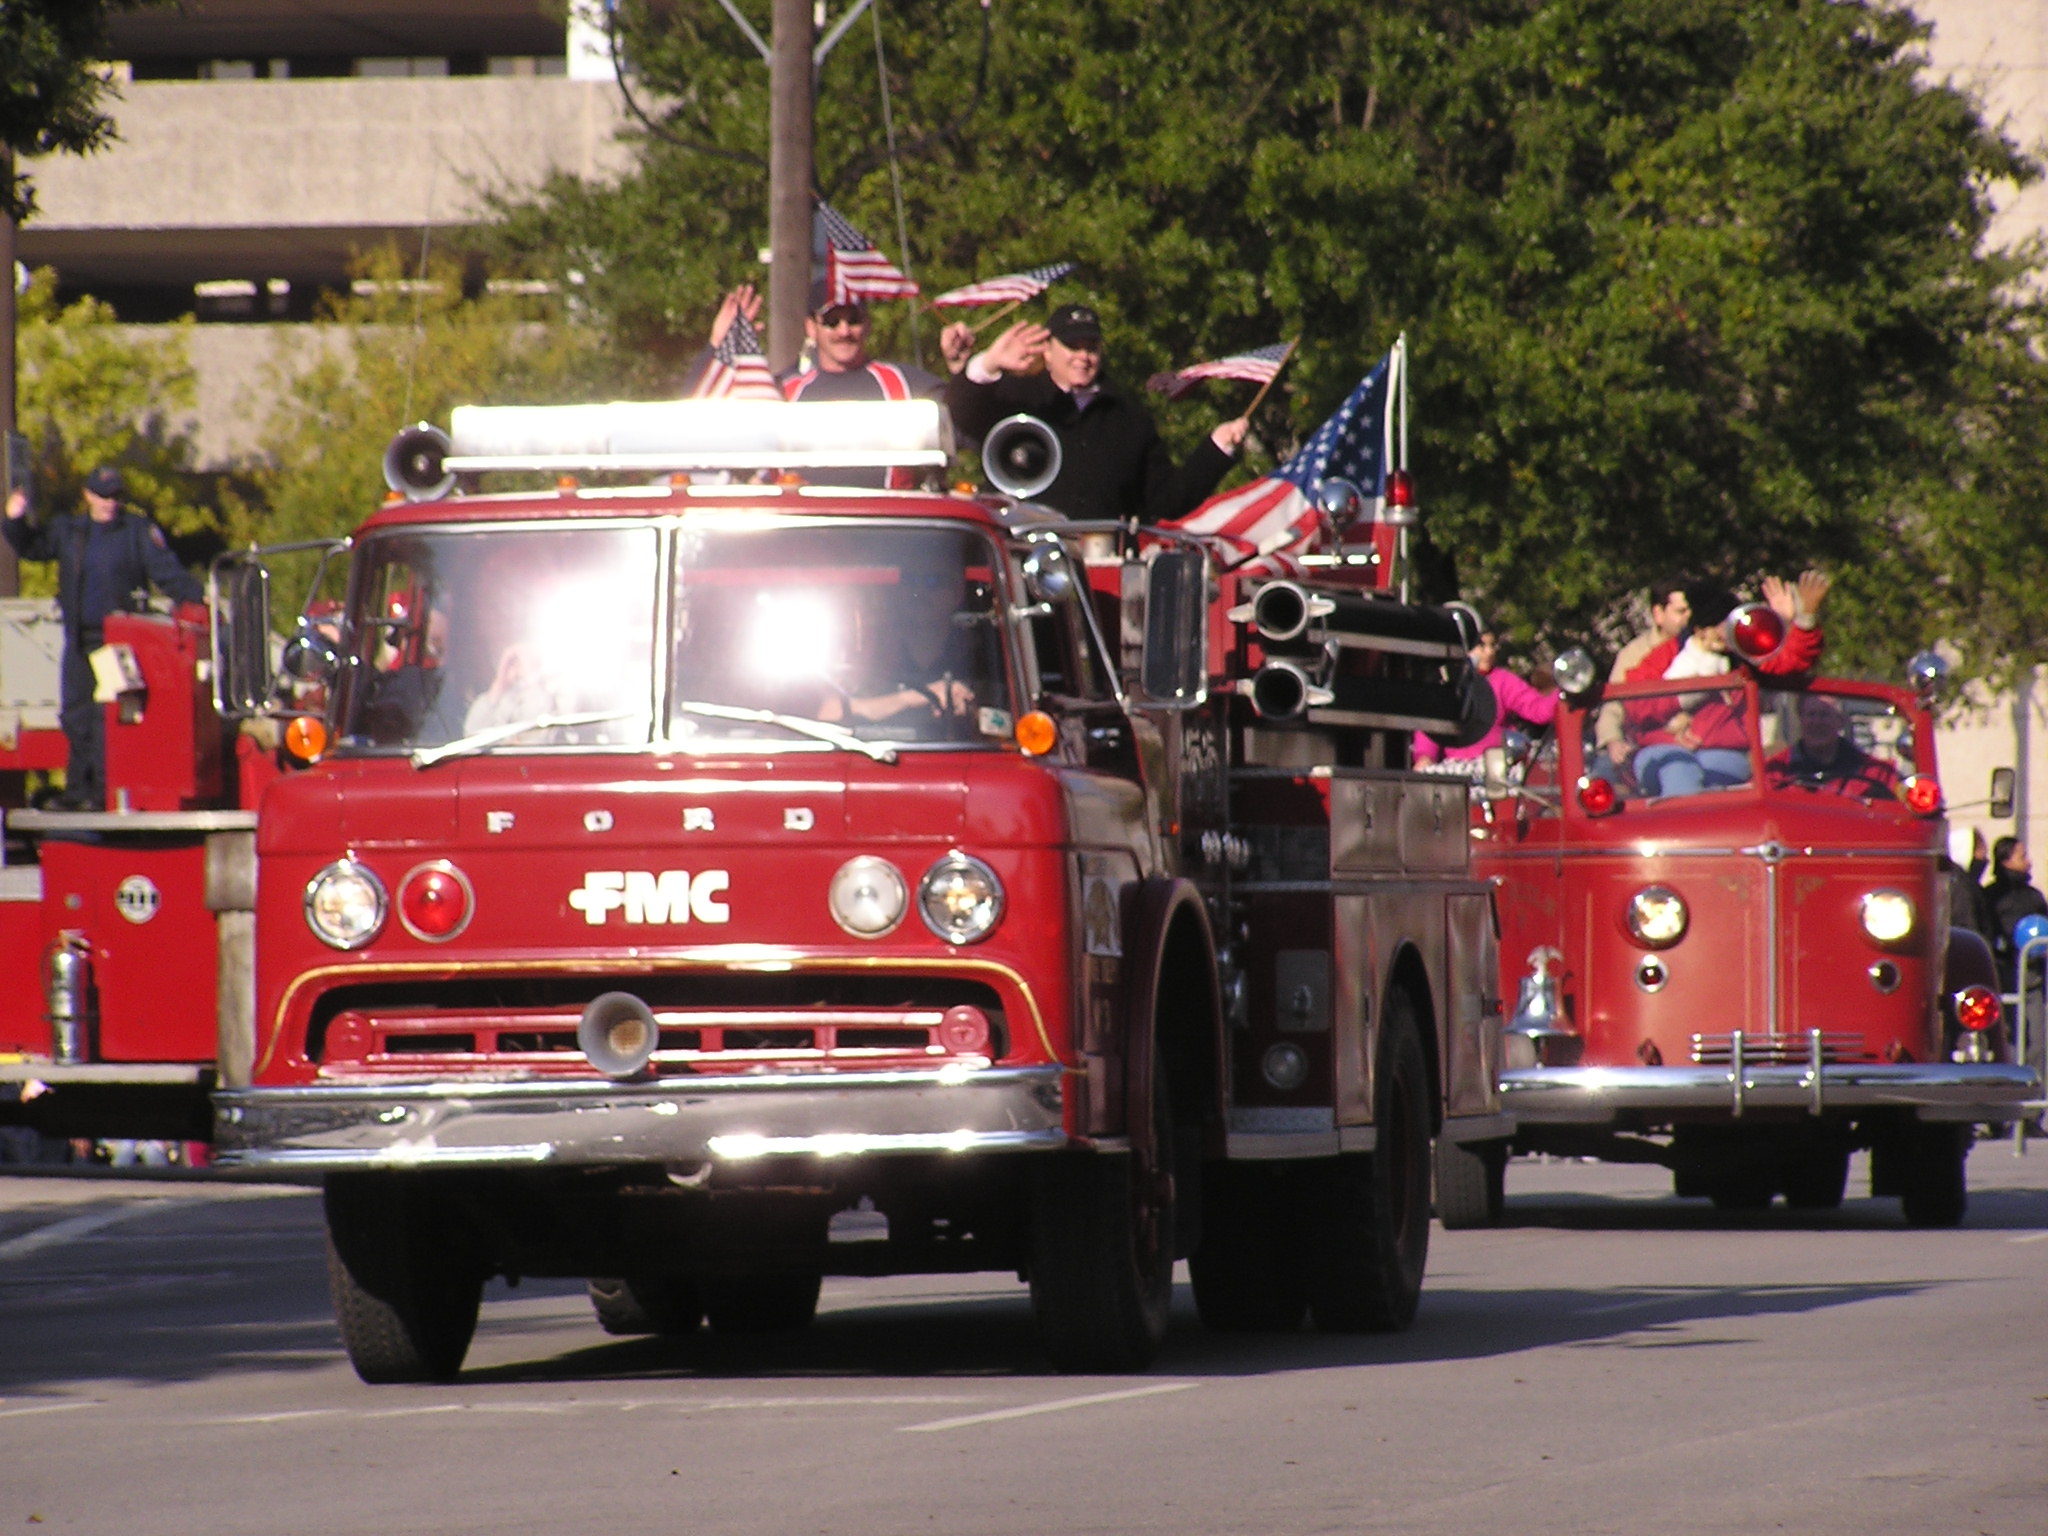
top-left (943, 304), bottom-right (1247, 523)
top-left (1985, 837), bottom-right (2048, 985)
top-left (4, 467), bottom-right (203, 808)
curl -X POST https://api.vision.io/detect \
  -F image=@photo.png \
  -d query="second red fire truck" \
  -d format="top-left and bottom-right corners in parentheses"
top-left (201, 398), bottom-right (1506, 1380)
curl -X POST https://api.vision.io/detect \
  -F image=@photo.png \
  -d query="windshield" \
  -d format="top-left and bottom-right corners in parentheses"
top-left (1586, 681), bottom-right (1755, 803)
top-left (669, 523), bottom-right (1008, 747)
top-left (335, 526), bottom-right (658, 751)
top-left (1760, 688), bottom-right (1915, 808)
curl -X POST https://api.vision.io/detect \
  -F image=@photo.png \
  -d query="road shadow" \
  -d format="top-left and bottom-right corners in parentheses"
top-left (1492, 1185), bottom-right (2048, 1232)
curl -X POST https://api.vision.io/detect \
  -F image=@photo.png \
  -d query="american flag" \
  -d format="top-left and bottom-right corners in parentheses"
top-left (1166, 339), bottom-right (1402, 567)
top-left (817, 202), bottom-right (920, 303)
top-left (930, 261), bottom-right (1075, 308)
top-left (1147, 341), bottom-right (1294, 401)
top-left (692, 309), bottom-right (782, 401)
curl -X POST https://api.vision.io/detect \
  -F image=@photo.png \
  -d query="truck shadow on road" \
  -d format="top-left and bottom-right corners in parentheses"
top-left (1490, 1182), bottom-right (2048, 1231)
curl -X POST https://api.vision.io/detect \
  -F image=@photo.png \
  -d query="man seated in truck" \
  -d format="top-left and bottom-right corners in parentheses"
top-left (817, 536), bottom-right (991, 738)
top-left (1764, 691), bottom-right (1902, 803)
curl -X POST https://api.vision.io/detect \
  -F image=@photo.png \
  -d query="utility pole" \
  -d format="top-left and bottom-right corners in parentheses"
top-left (766, 0), bottom-right (814, 373)
top-left (0, 149), bottom-right (19, 597)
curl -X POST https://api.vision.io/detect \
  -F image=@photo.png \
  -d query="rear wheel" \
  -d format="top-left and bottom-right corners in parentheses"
top-left (701, 1271), bottom-right (822, 1333)
top-left (1302, 997), bottom-right (1432, 1333)
top-left (1189, 1162), bottom-right (1306, 1332)
top-left (1900, 1123), bottom-right (1969, 1227)
top-left (1707, 1172), bottom-right (1777, 1211)
top-left (324, 1175), bottom-right (484, 1385)
top-left (1782, 1148), bottom-right (1850, 1212)
top-left (1030, 1049), bottom-right (1175, 1372)
top-left (588, 1276), bottom-right (704, 1336)
top-left (1434, 1138), bottom-right (1506, 1229)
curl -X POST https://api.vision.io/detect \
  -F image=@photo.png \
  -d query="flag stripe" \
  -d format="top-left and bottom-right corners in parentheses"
top-left (931, 262), bottom-right (1075, 308)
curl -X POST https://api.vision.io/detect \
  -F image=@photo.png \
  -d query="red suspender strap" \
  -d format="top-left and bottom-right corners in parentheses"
top-left (783, 371), bottom-right (816, 401)
top-left (869, 363), bottom-right (912, 401)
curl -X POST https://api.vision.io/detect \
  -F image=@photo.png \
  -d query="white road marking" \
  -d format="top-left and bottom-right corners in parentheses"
top-left (900, 1382), bottom-right (1199, 1433)
top-left (0, 1200), bottom-right (200, 1262)
top-left (195, 1395), bottom-right (981, 1428)
top-left (0, 1401), bottom-right (97, 1420)
top-left (1574, 1292), bottom-right (1687, 1316)
top-left (2009, 1230), bottom-right (2048, 1244)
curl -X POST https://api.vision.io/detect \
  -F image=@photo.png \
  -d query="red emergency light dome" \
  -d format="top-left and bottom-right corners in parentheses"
top-left (1901, 774), bottom-right (1943, 816)
top-left (1386, 469), bottom-right (1415, 509)
top-left (397, 861), bottom-right (474, 942)
top-left (1725, 603), bottom-right (1786, 663)
top-left (1576, 775), bottom-right (1618, 816)
top-left (1954, 984), bottom-right (2001, 1032)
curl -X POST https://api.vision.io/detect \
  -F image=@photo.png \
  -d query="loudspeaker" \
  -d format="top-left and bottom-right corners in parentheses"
top-left (981, 414), bottom-right (1062, 500)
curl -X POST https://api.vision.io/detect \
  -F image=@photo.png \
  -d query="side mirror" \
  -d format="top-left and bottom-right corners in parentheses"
top-left (1020, 543), bottom-right (1075, 605)
top-left (209, 553), bottom-right (276, 717)
top-left (1990, 766), bottom-right (2017, 820)
top-left (1137, 547), bottom-right (1208, 708)
top-left (279, 618), bottom-right (340, 687)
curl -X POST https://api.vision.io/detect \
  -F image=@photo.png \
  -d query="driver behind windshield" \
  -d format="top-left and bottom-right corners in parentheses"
top-left (818, 538), bottom-right (986, 735)
top-left (1765, 693), bottom-right (1902, 802)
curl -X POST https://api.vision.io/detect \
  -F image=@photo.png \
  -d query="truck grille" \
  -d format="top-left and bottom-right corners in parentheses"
top-left (1688, 1031), bottom-right (1878, 1066)
top-left (308, 973), bottom-right (1010, 1074)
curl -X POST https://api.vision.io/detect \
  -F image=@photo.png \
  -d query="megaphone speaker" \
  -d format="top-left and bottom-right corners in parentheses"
top-left (982, 414), bottom-right (1063, 501)
top-left (382, 423), bottom-right (456, 502)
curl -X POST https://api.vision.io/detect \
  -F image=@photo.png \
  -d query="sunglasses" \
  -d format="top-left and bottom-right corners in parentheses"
top-left (814, 307), bottom-right (868, 329)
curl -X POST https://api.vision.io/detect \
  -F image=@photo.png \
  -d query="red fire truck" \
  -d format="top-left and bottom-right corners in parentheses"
top-left (1461, 611), bottom-right (2035, 1226)
top-left (0, 594), bottom-right (280, 1152)
top-left (203, 397), bottom-right (1506, 1381)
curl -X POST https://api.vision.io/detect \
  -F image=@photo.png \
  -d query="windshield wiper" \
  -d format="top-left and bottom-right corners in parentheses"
top-left (674, 699), bottom-right (899, 765)
top-left (410, 709), bottom-right (642, 770)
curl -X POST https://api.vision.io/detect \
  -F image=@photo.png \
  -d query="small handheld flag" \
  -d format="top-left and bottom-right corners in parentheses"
top-left (931, 262), bottom-right (1076, 309)
top-left (1147, 341), bottom-right (1294, 401)
top-left (817, 202), bottom-right (920, 304)
top-left (692, 310), bottom-right (782, 401)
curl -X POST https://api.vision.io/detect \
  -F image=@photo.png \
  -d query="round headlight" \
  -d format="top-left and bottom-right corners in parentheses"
top-left (1860, 889), bottom-right (1915, 945)
top-left (1261, 1042), bottom-right (1310, 1091)
top-left (1625, 885), bottom-right (1688, 948)
top-left (918, 852), bottom-right (1005, 944)
top-left (829, 856), bottom-right (908, 938)
top-left (305, 859), bottom-right (387, 950)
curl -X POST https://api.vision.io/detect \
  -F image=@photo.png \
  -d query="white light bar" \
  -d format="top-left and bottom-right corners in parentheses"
top-left (444, 398), bottom-right (950, 473)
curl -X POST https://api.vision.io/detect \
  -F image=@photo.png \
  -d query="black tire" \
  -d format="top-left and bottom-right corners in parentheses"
top-left (588, 1276), bottom-right (704, 1336)
top-left (1029, 1049), bottom-right (1175, 1372)
top-left (1707, 1172), bottom-right (1776, 1211)
top-left (1782, 1148), bottom-right (1850, 1212)
top-left (1302, 998), bottom-right (1432, 1333)
top-left (1900, 1123), bottom-right (1970, 1227)
top-left (701, 1271), bottom-right (822, 1333)
top-left (324, 1176), bottom-right (484, 1385)
top-left (1434, 1139), bottom-right (1506, 1230)
top-left (1189, 1162), bottom-right (1307, 1332)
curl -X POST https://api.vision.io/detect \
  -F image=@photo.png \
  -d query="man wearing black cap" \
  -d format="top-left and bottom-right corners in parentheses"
top-left (942, 305), bottom-right (1248, 523)
top-left (4, 468), bottom-right (203, 809)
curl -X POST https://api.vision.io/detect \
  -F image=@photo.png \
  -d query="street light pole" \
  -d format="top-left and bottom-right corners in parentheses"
top-left (1, 148), bottom-right (19, 597)
top-left (766, 0), bottom-right (814, 374)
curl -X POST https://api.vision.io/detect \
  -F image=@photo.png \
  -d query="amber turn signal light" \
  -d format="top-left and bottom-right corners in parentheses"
top-left (283, 715), bottom-right (329, 763)
top-left (1015, 711), bottom-right (1057, 756)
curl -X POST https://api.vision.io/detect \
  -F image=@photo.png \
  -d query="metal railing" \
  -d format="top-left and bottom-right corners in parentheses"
top-left (2000, 934), bottom-right (2048, 1155)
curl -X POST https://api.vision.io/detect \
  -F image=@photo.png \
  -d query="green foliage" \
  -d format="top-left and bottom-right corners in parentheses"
top-left (12, 267), bottom-right (208, 597)
top-left (490, 0), bottom-right (2044, 676)
top-left (2, 0), bottom-right (163, 220)
top-left (234, 247), bottom-right (622, 550)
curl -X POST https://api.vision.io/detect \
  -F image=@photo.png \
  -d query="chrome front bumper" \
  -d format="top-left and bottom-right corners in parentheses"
top-left (1501, 1061), bottom-right (2039, 1124)
top-left (212, 1064), bottom-right (1068, 1172)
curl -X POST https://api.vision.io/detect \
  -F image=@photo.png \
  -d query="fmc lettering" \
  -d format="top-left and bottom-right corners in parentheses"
top-left (568, 870), bottom-right (732, 926)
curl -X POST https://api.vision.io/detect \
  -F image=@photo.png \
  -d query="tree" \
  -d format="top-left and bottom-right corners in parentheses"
top-left (233, 248), bottom-right (618, 551)
top-left (11, 267), bottom-right (209, 597)
top-left (3, 0), bottom-right (161, 220)
top-left (489, 0), bottom-right (2043, 673)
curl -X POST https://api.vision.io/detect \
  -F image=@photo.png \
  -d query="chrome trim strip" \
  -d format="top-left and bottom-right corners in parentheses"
top-left (213, 1063), bottom-right (1066, 1170)
top-left (1225, 1130), bottom-right (1382, 1160)
top-left (8, 810), bottom-right (260, 834)
top-left (1501, 1062), bottom-right (2038, 1123)
top-left (0, 1062), bottom-right (212, 1086)
top-left (1441, 1112), bottom-right (1514, 1144)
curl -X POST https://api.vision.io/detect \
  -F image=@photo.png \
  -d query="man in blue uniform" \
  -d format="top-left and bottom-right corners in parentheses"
top-left (4, 467), bottom-right (204, 809)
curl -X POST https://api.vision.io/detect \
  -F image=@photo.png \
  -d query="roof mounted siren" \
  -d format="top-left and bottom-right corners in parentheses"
top-left (982, 415), bottom-right (1063, 500)
top-left (383, 423), bottom-right (456, 503)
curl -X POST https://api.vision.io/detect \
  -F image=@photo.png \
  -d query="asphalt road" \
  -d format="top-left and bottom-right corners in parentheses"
top-left (3, 1149), bottom-right (2045, 1536)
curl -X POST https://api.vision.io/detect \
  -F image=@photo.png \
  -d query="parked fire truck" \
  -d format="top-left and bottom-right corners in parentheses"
top-left (1453, 611), bottom-right (2036, 1227)
top-left (203, 397), bottom-right (1506, 1381)
top-left (0, 593), bottom-right (278, 1151)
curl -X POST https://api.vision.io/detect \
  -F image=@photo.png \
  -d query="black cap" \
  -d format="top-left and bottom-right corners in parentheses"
top-left (1046, 303), bottom-right (1102, 347)
top-left (807, 277), bottom-right (867, 317)
top-left (84, 466), bottom-right (124, 499)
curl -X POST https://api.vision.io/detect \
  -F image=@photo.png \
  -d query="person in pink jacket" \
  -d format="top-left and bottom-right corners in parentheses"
top-left (1413, 628), bottom-right (1559, 766)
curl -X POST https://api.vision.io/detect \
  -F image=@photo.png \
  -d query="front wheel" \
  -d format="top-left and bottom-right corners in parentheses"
top-left (1434, 1139), bottom-right (1506, 1229)
top-left (1782, 1148), bottom-right (1850, 1212)
top-left (1900, 1123), bottom-right (1969, 1227)
top-left (324, 1175), bottom-right (484, 1385)
top-left (1030, 1049), bottom-right (1175, 1372)
top-left (701, 1271), bottom-right (823, 1333)
top-left (588, 1276), bottom-right (704, 1336)
top-left (1302, 997), bottom-right (1432, 1333)
top-left (1189, 1162), bottom-right (1307, 1332)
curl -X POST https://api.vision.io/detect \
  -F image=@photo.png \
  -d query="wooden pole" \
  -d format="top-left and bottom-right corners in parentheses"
top-left (766, 0), bottom-right (814, 373)
top-left (1239, 336), bottom-right (1299, 421)
top-left (0, 150), bottom-right (19, 596)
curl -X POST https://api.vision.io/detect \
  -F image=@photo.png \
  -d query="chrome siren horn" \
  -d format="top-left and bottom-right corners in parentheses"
top-left (981, 414), bottom-right (1063, 500)
top-left (382, 423), bottom-right (456, 502)
top-left (578, 991), bottom-right (661, 1081)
